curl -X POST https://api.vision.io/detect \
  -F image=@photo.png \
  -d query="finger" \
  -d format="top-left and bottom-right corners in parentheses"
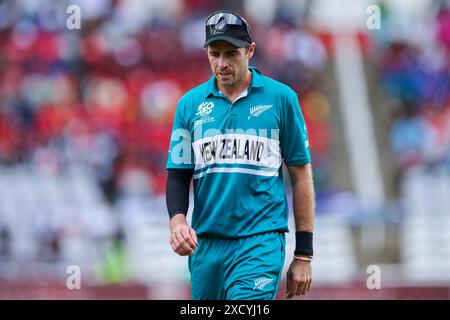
top-left (286, 277), bottom-right (297, 299)
top-left (178, 231), bottom-right (195, 253)
top-left (305, 269), bottom-right (312, 293)
top-left (175, 232), bottom-right (194, 254)
top-left (301, 279), bottom-right (309, 295)
top-left (176, 249), bottom-right (189, 256)
top-left (181, 228), bottom-right (197, 250)
top-left (171, 235), bottom-right (187, 255)
top-left (285, 273), bottom-right (291, 294)
top-left (170, 234), bottom-right (179, 251)
top-left (302, 268), bottom-right (311, 294)
top-left (306, 278), bottom-right (312, 293)
top-left (296, 278), bottom-right (306, 296)
top-left (297, 275), bottom-right (308, 295)
top-left (189, 228), bottom-right (198, 245)
top-left (305, 267), bottom-right (312, 293)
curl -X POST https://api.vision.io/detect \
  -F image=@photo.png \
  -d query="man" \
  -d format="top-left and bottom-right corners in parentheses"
top-left (166, 10), bottom-right (315, 300)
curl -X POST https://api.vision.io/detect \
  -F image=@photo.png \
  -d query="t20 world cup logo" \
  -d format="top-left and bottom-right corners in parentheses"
top-left (196, 102), bottom-right (214, 117)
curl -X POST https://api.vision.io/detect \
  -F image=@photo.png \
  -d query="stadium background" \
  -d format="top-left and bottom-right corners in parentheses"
top-left (0, 0), bottom-right (449, 299)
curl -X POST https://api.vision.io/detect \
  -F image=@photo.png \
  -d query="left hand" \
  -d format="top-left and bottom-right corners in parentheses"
top-left (285, 257), bottom-right (312, 299)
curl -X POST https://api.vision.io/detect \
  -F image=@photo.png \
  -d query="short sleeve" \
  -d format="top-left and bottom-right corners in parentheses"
top-left (166, 98), bottom-right (195, 170)
top-left (280, 91), bottom-right (311, 166)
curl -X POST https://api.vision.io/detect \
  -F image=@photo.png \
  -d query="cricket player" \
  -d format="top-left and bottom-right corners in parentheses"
top-left (166, 10), bottom-right (315, 300)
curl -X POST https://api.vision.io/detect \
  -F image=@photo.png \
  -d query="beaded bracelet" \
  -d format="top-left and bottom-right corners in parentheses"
top-left (293, 255), bottom-right (313, 263)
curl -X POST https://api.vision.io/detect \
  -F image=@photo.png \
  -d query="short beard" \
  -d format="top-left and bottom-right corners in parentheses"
top-left (218, 69), bottom-right (245, 88)
top-left (218, 77), bottom-right (235, 86)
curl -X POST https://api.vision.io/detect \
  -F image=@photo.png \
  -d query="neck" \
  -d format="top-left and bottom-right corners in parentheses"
top-left (217, 69), bottom-right (252, 102)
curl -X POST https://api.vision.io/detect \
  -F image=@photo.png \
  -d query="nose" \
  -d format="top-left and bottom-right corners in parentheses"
top-left (217, 56), bottom-right (228, 68)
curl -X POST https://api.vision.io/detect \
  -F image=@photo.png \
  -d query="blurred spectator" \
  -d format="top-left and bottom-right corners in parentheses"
top-left (390, 105), bottom-right (425, 171)
top-left (35, 228), bottom-right (62, 263)
top-left (0, 225), bottom-right (12, 262)
top-left (95, 227), bottom-right (131, 284)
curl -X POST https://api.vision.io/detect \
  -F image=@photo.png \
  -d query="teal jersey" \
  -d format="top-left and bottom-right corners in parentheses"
top-left (166, 67), bottom-right (311, 238)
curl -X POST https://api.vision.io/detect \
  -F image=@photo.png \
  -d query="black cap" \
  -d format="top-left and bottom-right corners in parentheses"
top-left (204, 11), bottom-right (253, 48)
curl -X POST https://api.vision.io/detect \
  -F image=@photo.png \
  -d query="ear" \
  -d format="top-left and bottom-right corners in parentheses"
top-left (247, 42), bottom-right (256, 59)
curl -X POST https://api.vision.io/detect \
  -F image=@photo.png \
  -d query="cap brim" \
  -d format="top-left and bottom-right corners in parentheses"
top-left (204, 35), bottom-right (249, 48)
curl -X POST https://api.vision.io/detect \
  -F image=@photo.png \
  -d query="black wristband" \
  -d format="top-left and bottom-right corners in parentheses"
top-left (294, 231), bottom-right (313, 256)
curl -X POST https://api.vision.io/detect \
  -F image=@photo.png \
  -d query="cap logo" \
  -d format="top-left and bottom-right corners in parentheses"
top-left (213, 17), bottom-right (226, 34)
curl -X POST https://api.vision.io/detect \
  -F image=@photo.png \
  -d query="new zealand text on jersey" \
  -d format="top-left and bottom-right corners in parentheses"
top-left (198, 137), bottom-right (264, 164)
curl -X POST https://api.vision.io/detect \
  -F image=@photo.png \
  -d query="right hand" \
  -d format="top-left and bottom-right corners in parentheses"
top-left (169, 213), bottom-right (198, 256)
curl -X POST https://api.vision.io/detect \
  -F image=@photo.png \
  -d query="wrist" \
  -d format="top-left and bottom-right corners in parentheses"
top-left (294, 231), bottom-right (313, 257)
top-left (170, 213), bottom-right (188, 231)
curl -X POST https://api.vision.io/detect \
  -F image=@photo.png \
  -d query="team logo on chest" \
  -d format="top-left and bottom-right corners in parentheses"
top-left (248, 104), bottom-right (273, 119)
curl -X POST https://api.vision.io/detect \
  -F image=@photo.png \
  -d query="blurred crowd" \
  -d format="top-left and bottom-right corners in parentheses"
top-left (379, 1), bottom-right (450, 175)
top-left (0, 0), bottom-right (332, 276)
top-left (0, 0), bottom-right (331, 204)
top-left (0, 0), bottom-right (448, 287)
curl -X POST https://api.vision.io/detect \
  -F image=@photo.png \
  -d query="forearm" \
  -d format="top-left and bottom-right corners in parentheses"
top-left (289, 164), bottom-right (315, 258)
top-left (166, 169), bottom-right (193, 220)
top-left (285, 164), bottom-right (315, 298)
top-left (166, 169), bottom-right (197, 256)
top-left (290, 165), bottom-right (315, 233)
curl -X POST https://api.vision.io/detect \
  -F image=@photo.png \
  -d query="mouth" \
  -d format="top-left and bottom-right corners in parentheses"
top-left (218, 72), bottom-right (232, 78)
